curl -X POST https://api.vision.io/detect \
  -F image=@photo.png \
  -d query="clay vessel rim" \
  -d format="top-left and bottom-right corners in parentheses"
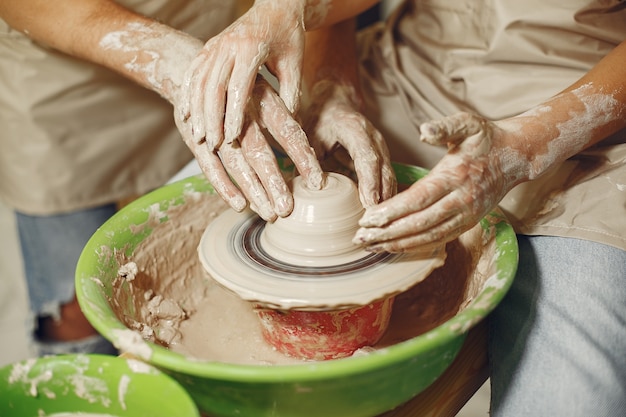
top-left (198, 209), bottom-right (447, 310)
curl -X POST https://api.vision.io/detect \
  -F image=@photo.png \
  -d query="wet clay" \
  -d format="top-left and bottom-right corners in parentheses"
top-left (198, 173), bottom-right (446, 311)
top-left (110, 191), bottom-right (490, 366)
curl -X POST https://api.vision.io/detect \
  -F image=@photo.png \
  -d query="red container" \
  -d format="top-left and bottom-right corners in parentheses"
top-left (255, 297), bottom-right (395, 360)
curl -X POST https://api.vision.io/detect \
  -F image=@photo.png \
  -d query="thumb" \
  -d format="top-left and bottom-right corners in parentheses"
top-left (420, 112), bottom-right (484, 147)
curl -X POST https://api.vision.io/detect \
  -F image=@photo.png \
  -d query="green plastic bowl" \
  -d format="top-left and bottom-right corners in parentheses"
top-left (0, 354), bottom-right (199, 416)
top-left (75, 162), bottom-right (518, 417)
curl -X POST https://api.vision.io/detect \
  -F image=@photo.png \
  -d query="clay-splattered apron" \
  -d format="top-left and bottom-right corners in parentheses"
top-left (0, 0), bottom-right (236, 215)
top-left (357, 0), bottom-right (626, 250)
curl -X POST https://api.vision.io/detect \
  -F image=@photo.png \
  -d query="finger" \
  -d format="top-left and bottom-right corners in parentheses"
top-left (358, 175), bottom-right (450, 228)
top-left (201, 50), bottom-right (234, 150)
top-left (195, 145), bottom-right (247, 212)
top-left (224, 43), bottom-right (270, 144)
top-left (272, 47), bottom-right (303, 114)
top-left (218, 141), bottom-right (277, 221)
top-left (351, 122), bottom-right (397, 207)
top-left (240, 117), bottom-right (293, 217)
top-left (420, 112), bottom-right (484, 146)
top-left (188, 61), bottom-right (211, 144)
top-left (364, 121), bottom-right (397, 202)
top-left (363, 218), bottom-right (465, 253)
top-left (380, 161), bottom-right (397, 202)
top-left (189, 51), bottom-right (224, 145)
top-left (337, 121), bottom-right (383, 207)
top-left (182, 51), bottom-right (212, 143)
top-left (202, 67), bottom-right (230, 150)
top-left (178, 51), bottom-right (203, 124)
top-left (175, 108), bottom-right (247, 212)
top-left (353, 199), bottom-right (459, 246)
top-left (254, 79), bottom-right (324, 190)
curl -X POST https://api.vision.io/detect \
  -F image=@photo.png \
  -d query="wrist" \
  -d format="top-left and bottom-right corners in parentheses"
top-left (98, 20), bottom-right (202, 103)
top-left (252, 0), bottom-right (337, 30)
top-left (490, 121), bottom-right (532, 188)
top-left (253, 0), bottom-right (308, 27)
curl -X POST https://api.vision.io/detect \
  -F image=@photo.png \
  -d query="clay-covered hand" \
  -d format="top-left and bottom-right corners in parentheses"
top-left (303, 80), bottom-right (397, 207)
top-left (177, 0), bottom-right (306, 151)
top-left (176, 76), bottom-right (323, 222)
top-left (353, 112), bottom-right (527, 252)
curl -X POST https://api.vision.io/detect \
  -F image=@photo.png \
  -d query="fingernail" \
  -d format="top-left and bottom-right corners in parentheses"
top-left (224, 129), bottom-right (235, 144)
top-left (352, 229), bottom-right (369, 244)
top-left (419, 123), bottom-right (438, 141)
top-left (230, 195), bottom-right (247, 212)
top-left (306, 171), bottom-right (324, 190)
top-left (286, 93), bottom-right (298, 114)
top-left (258, 205), bottom-right (277, 222)
top-left (225, 118), bottom-right (242, 145)
top-left (191, 119), bottom-right (204, 143)
top-left (179, 109), bottom-right (190, 123)
top-left (205, 133), bottom-right (218, 150)
top-left (274, 195), bottom-right (292, 217)
top-left (365, 245), bottom-right (385, 253)
top-left (358, 209), bottom-right (386, 227)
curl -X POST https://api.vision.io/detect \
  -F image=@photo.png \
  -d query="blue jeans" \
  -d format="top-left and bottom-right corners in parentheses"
top-left (490, 235), bottom-right (626, 416)
top-left (16, 204), bottom-right (117, 317)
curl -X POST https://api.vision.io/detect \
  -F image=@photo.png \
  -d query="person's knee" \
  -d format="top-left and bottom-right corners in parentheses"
top-left (489, 236), bottom-right (626, 416)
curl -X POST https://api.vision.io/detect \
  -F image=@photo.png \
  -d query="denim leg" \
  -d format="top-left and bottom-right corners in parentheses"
top-left (489, 235), bottom-right (626, 416)
top-left (16, 204), bottom-right (117, 317)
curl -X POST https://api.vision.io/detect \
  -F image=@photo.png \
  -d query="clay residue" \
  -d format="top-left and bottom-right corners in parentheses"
top-left (7, 355), bottom-right (123, 411)
top-left (107, 190), bottom-right (496, 365)
top-left (110, 193), bottom-right (229, 347)
top-left (378, 229), bottom-right (483, 348)
top-left (45, 412), bottom-right (120, 417)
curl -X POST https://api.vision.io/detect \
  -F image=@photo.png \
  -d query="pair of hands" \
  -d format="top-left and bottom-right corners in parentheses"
top-left (354, 113), bottom-right (525, 252)
top-left (176, 72), bottom-right (397, 222)
top-left (174, 1), bottom-right (519, 252)
top-left (173, 0), bottom-right (394, 222)
top-left (173, 0), bottom-right (308, 222)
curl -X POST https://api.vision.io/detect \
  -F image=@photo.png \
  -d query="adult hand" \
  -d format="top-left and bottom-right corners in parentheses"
top-left (176, 76), bottom-right (323, 222)
top-left (302, 80), bottom-right (396, 207)
top-left (353, 112), bottom-right (527, 252)
top-left (177, 0), bottom-right (306, 150)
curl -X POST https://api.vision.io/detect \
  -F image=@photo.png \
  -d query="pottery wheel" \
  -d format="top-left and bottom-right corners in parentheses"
top-left (198, 173), bottom-right (446, 311)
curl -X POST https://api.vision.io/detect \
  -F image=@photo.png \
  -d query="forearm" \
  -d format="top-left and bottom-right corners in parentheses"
top-left (304, 0), bottom-right (380, 29)
top-left (499, 40), bottom-right (626, 182)
top-left (303, 18), bottom-right (363, 107)
top-left (0, 0), bottom-right (202, 103)
top-left (254, 0), bottom-right (378, 31)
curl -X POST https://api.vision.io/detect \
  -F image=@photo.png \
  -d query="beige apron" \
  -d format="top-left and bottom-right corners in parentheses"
top-left (358, 0), bottom-right (626, 250)
top-left (0, 0), bottom-right (236, 215)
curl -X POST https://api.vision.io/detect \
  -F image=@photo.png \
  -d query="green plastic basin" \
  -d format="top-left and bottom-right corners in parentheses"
top-left (0, 354), bottom-right (199, 416)
top-left (75, 162), bottom-right (518, 417)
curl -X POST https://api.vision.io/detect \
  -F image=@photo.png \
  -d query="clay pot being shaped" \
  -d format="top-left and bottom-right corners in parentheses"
top-left (257, 173), bottom-right (393, 360)
top-left (198, 172), bottom-right (446, 360)
top-left (261, 173), bottom-right (366, 266)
